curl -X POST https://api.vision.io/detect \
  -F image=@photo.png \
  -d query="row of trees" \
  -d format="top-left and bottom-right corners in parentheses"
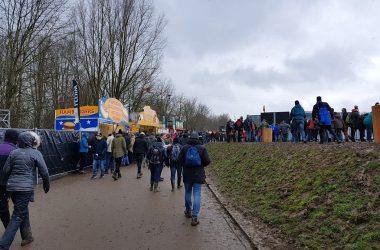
top-left (0, 0), bottom-right (227, 131)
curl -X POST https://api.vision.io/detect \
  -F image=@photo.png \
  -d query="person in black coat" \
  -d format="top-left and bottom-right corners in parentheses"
top-left (133, 132), bottom-right (149, 179)
top-left (178, 132), bottom-right (211, 226)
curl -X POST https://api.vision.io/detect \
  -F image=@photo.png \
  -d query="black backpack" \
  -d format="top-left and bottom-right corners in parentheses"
top-left (150, 146), bottom-right (163, 164)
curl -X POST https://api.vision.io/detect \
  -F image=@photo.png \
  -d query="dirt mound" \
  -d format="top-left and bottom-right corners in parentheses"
top-left (207, 142), bottom-right (380, 249)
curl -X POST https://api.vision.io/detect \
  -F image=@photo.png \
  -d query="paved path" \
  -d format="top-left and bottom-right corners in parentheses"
top-left (4, 165), bottom-right (252, 250)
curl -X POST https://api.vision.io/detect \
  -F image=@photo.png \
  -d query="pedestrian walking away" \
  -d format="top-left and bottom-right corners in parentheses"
top-left (0, 129), bottom-right (19, 229)
top-left (178, 132), bottom-right (211, 226)
top-left (147, 138), bottom-right (167, 192)
top-left (133, 132), bottom-right (149, 179)
top-left (0, 132), bottom-right (50, 250)
top-left (112, 130), bottom-right (127, 180)
top-left (166, 137), bottom-right (183, 191)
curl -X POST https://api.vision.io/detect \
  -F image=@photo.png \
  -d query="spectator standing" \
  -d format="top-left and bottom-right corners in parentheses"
top-left (234, 117), bottom-right (244, 142)
top-left (363, 112), bottom-right (373, 142)
top-left (290, 100), bottom-right (306, 143)
top-left (78, 133), bottom-right (90, 174)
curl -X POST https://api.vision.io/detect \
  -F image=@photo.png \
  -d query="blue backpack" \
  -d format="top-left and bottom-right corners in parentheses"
top-left (184, 146), bottom-right (202, 167)
top-left (319, 107), bottom-right (331, 125)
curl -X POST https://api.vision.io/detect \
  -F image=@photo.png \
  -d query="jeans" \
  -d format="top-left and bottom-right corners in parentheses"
top-left (335, 128), bottom-right (344, 143)
top-left (319, 125), bottom-right (339, 143)
top-left (136, 154), bottom-right (145, 174)
top-left (0, 186), bottom-right (9, 228)
top-left (0, 191), bottom-right (33, 250)
top-left (92, 159), bottom-right (105, 177)
top-left (105, 152), bottom-right (115, 173)
top-left (292, 120), bottom-right (305, 142)
top-left (184, 183), bottom-right (202, 219)
top-left (246, 130), bottom-right (252, 142)
top-left (170, 163), bottom-right (183, 184)
top-left (149, 164), bottom-right (162, 184)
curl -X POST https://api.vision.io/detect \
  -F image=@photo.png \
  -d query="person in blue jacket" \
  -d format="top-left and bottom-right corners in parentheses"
top-left (78, 133), bottom-right (90, 174)
top-left (290, 100), bottom-right (306, 143)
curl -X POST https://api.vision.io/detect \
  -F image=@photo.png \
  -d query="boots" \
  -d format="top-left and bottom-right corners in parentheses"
top-left (150, 182), bottom-right (153, 191)
top-left (177, 179), bottom-right (182, 188)
top-left (171, 181), bottom-right (175, 192)
top-left (153, 182), bottom-right (159, 192)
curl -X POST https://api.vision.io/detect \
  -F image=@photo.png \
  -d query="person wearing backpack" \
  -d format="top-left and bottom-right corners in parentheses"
top-left (146, 137), bottom-right (167, 192)
top-left (166, 138), bottom-right (183, 191)
top-left (111, 130), bottom-right (127, 181)
top-left (178, 132), bottom-right (211, 226)
top-left (312, 96), bottom-right (340, 144)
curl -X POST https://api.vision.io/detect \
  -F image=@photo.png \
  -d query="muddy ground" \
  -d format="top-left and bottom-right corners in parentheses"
top-left (3, 165), bottom-right (252, 250)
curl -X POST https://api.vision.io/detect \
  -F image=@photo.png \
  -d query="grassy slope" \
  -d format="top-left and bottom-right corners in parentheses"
top-left (207, 143), bottom-right (380, 249)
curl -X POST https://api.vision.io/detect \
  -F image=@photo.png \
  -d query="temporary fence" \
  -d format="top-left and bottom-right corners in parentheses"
top-left (0, 129), bottom-right (95, 177)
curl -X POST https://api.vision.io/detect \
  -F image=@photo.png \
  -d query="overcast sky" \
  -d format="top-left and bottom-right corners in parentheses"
top-left (154, 0), bottom-right (380, 118)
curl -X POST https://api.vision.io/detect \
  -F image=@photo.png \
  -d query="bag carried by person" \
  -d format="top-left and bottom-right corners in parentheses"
top-left (345, 113), bottom-right (352, 124)
top-left (170, 144), bottom-right (181, 163)
top-left (150, 146), bottom-right (163, 164)
top-left (318, 107), bottom-right (331, 125)
top-left (122, 154), bottom-right (129, 166)
top-left (184, 146), bottom-right (201, 167)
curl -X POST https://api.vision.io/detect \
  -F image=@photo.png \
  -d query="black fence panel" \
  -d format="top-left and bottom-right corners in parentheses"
top-left (0, 129), bottom-right (94, 176)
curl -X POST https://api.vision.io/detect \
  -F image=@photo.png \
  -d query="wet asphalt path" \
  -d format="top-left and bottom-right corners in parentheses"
top-left (4, 165), bottom-right (252, 250)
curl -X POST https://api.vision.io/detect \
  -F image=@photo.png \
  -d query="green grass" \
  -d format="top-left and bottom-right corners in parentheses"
top-left (207, 143), bottom-right (380, 249)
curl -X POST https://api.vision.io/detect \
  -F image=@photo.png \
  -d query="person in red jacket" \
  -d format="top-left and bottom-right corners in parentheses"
top-left (234, 117), bottom-right (244, 142)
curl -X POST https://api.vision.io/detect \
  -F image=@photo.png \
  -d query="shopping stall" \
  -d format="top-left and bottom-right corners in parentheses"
top-left (55, 98), bottom-right (129, 134)
top-left (138, 106), bottom-right (160, 134)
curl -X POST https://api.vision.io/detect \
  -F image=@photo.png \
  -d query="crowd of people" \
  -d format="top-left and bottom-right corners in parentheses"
top-left (77, 129), bottom-right (211, 227)
top-left (221, 96), bottom-right (377, 144)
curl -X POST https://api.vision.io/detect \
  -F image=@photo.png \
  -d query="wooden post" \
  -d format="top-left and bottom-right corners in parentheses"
top-left (373, 105), bottom-right (380, 144)
top-left (263, 128), bottom-right (273, 142)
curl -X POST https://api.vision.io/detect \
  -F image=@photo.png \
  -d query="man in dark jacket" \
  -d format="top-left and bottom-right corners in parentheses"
top-left (341, 108), bottom-right (349, 142)
top-left (166, 138), bottom-right (183, 191)
top-left (350, 105), bottom-right (363, 142)
top-left (133, 132), bottom-right (149, 179)
top-left (0, 129), bottom-right (19, 228)
top-left (312, 96), bottom-right (340, 144)
top-left (91, 133), bottom-right (107, 179)
top-left (0, 132), bottom-right (49, 249)
top-left (243, 117), bottom-right (252, 142)
top-left (290, 100), bottom-right (306, 143)
top-left (146, 138), bottom-right (167, 192)
top-left (178, 132), bottom-right (211, 226)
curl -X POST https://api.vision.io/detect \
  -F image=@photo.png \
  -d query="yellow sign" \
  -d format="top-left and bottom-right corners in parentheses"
top-left (55, 106), bottom-right (98, 118)
top-left (99, 98), bottom-right (129, 124)
top-left (138, 106), bottom-right (160, 128)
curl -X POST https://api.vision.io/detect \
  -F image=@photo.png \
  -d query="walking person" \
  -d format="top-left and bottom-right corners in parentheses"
top-left (111, 130), bottom-right (127, 181)
top-left (0, 129), bottom-right (19, 229)
top-left (105, 133), bottom-right (115, 174)
top-left (178, 132), bottom-right (211, 226)
top-left (0, 132), bottom-right (50, 250)
top-left (91, 133), bottom-right (107, 179)
top-left (166, 138), bottom-right (183, 191)
top-left (78, 133), bottom-right (90, 174)
top-left (312, 96), bottom-right (340, 144)
top-left (147, 138), bottom-right (167, 192)
top-left (133, 132), bottom-right (149, 179)
top-left (290, 100), bottom-right (306, 143)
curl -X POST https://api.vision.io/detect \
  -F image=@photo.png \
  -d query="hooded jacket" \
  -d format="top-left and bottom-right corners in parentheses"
top-left (178, 138), bottom-right (211, 184)
top-left (79, 133), bottom-right (89, 153)
top-left (290, 104), bottom-right (306, 121)
top-left (133, 134), bottom-right (149, 155)
top-left (3, 132), bottom-right (49, 192)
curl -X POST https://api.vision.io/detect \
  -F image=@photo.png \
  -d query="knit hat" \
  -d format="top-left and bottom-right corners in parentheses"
top-left (4, 129), bottom-right (19, 144)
